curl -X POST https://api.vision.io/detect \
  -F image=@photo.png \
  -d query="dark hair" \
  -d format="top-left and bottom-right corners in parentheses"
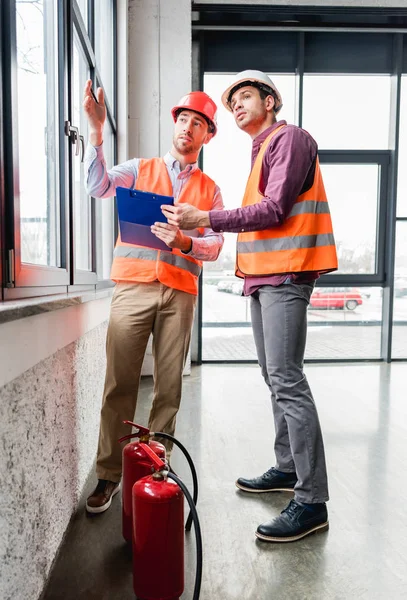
top-left (175, 108), bottom-right (215, 134)
top-left (228, 81), bottom-right (278, 111)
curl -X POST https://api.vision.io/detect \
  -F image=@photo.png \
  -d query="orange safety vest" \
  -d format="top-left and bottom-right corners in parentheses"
top-left (236, 126), bottom-right (338, 278)
top-left (110, 158), bottom-right (216, 295)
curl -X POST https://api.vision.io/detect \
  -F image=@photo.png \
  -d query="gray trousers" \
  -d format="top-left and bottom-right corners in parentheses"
top-left (250, 282), bottom-right (329, 504)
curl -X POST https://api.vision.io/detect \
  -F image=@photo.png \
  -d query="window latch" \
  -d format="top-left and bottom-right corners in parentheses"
top-left (64, 121), bottom-right (80, 157)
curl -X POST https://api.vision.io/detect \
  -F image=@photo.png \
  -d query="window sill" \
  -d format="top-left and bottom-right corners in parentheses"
top-left (0, 288), bottom-right (114, 326)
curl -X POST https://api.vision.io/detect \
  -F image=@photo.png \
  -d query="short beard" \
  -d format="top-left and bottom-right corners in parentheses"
top-left (173, 136), bottom-right (195, 155)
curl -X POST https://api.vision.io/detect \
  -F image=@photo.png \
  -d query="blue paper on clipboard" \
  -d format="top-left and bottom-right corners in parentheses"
top-left (116, 187), bottom-right (174, 252)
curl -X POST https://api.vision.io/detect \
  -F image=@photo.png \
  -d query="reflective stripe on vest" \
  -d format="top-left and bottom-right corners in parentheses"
top-left (113, 245), bottom-right (202, 277)
top-left (237, 232), bottom-right (336, 254)
top-left (110, 157), bottom-right (215, 294)
top-left (236, 125), bottom-right (338, 277)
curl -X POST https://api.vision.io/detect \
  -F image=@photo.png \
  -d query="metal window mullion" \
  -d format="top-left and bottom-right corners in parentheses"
top-left (59, 0), bottom-right (69, 275)
top-left (0, 0), bottom-right (5, 295)
top-left (113, 0), bottom-right (117, 123)
top-left (72, 0), bottom-right (95, 69)
top-left (381, 33), bottom-right (403, 362)
top-left (3, 0), bottom-right (18, 286)
top-left (296, 31), bottom-right (304, 128)
top-left (196, 31), bottom-right (205, 366)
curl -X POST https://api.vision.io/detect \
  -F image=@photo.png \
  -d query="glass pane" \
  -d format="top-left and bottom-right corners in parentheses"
top-left (202, 73), bottom-right (297, 361)
top-left (95, 0), bottom-right (114, 111)
top-left (202, 284), bottom-right (383, 361)
top-left (397, 76), bottom-right (407, 217)
top-left (320, 164), bottom-right (379, 275)
top-left (95, 120), bottom-right (115, 280)
top-left (306, 285), bottom-right (382, 360)
top-left (392, 222), bottom-right (407, 358)
top-left (16, 0), bottom-right (60, 266)
top-left (73, 29), bottom-right (91, 271)
top-left (303, 75), bottom-right (391, 150)
top-left (75, 0), bottom-right (87, 28)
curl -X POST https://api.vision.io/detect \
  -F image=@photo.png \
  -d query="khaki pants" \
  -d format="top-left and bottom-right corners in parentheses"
top-left (96, 282), bottom-right (197, 482)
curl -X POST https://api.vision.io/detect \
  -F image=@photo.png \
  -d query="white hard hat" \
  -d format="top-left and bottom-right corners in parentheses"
top-left (221, 70), bottom-right (283, 113)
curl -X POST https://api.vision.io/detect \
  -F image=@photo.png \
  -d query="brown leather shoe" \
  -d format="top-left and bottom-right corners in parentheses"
top-left (86, 479), bottom-right (121, 514)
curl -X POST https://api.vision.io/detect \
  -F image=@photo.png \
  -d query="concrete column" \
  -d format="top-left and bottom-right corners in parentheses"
top-left (128, 0), bottom-right (192, 375)
top-left (128, 0), bottom-right (191, 159)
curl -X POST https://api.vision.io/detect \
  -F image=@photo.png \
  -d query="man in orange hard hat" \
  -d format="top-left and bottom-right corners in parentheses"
top-left (82, 82), bottom-right (224, 514)
top-left (162, 70), bottom-right (337, 543)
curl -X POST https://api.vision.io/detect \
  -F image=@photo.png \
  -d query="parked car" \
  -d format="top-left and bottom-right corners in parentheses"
top-left (310, 287), bottom-right (363, 310)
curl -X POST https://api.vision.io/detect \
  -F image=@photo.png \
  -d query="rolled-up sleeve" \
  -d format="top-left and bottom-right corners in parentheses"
top-left (84, 143), bottom-right (138, 198)
top-left (183, 186), bottom-right (224, 262)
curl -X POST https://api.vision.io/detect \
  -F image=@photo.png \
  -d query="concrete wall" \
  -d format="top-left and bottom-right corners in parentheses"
top-left (0, 1), bottom-right (130, 598)
top-left (128, 0), bottom-right (193, 372)
top-left (0, 299), bottom-right (111, 600)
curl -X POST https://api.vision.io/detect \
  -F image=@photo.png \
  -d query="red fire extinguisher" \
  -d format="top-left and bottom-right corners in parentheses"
top-left (133, 443), bottom-right (185, 600)
top-left (118, 422), bottom-right (166, 543)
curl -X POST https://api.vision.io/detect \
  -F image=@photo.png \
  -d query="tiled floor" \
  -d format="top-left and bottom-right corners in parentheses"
top-left (42, 363), bottom-right (407, 599)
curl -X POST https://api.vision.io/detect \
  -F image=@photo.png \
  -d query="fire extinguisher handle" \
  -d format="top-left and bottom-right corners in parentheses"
top-left (138, 442), bottom-right (166, 471)
top-left (118, 421), bottom-right (151, 443)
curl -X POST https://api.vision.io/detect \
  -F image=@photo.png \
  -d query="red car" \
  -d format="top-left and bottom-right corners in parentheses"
top-left (310, 287), bottom-right (363, 310)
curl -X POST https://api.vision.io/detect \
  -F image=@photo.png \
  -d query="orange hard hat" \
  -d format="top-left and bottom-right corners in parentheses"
top-left (171, 91), bottom-right (218, 135)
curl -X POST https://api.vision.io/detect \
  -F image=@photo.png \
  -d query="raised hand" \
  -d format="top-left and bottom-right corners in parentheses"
top-left (83, 79), bottom-right (106, 146)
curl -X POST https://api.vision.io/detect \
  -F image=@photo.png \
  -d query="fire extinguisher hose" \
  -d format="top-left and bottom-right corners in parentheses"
top-left (154, 432), bottom-right (198, 533)
top-left (167, 471), bottom-right (202, 600)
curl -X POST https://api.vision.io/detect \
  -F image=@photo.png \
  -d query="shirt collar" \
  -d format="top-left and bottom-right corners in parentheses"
top-left (164, 152), bottom-right (198, 177)
top-left (252, 120), bottom-right (287, 154)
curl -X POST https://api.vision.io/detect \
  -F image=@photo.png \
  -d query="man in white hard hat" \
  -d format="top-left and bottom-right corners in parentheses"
top-left (162, 70), bottom-right (337, 543)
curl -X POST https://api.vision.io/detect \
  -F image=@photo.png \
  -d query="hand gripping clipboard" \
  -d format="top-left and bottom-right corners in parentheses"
top-left (116, 187), bottom-right (175, 252)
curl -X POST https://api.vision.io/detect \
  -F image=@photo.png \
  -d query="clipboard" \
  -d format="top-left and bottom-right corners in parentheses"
top-left (116, 187), bottom-right (175, 252)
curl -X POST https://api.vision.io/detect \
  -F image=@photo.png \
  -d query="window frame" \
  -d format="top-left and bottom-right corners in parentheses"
top-left (317, 150), bottom-right (390, 287)
top-left (0, 0), bottom-right (117, 299)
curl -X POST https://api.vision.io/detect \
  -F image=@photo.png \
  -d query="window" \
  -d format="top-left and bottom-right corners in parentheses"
top-left (16, 0), bottom-right (60, 268)
top-left (302, 75), bottom-right (391, 150)
top-left (199, 27), bottom-right (403, 362)
top-left (202, 73), bottom-right (297, 361)
top-left (1, 0), bottom-right (117, 296)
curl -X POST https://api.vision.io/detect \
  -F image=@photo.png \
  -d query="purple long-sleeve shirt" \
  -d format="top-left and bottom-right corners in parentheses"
top-left (209, 120), bottom-right (320, 295)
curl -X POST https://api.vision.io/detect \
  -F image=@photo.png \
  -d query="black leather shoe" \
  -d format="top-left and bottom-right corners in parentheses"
top-left (236, 467), bottom-right (297, 493)
top-left (256, 499), bottom-right (329, 542)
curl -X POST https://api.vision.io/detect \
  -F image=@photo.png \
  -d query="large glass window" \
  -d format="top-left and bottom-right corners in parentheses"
top-left (397, 76), bottom-right (407, 218)
top-left (392, 222), bottom-right (407, 358)
top-left (303, 75), bottom-right (391, 150)
top-left (319, 163), bottom-right (380, 275)
top-left (16, 0), bottom-right (60, 267)
top-left (202, 73), bottom-right (297, 361)
top-left (2, 0), bottom-right (117, 295)
top-left (306, 285), bottom-right (382, 360)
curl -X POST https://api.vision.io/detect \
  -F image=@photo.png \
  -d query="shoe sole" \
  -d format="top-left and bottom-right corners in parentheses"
top-left (85, 482), bottom-right (121, 514)
top-left (235, 481), bottom-right (295, 493)
top-left (255, 521), bottom-right (329, 543)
